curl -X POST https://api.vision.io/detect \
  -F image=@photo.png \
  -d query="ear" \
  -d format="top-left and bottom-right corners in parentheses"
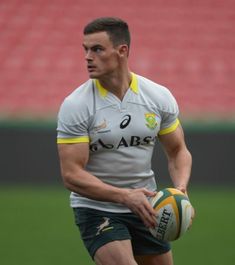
top-left (118, 44), bottom-right (129, 57)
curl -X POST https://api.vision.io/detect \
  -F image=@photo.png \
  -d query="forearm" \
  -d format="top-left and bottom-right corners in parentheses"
top-left (168, 147), bottom-right (192, 193)
top-left (58, 143), bottom-right (129, 204)
top-left (62, 168), bottom-right (128, 204)
top-left (63, 168), bottom-right (157, 228)
top-left (58, 143), bottom-right (157, 227)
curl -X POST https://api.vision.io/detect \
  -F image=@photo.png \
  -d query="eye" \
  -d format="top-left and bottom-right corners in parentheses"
top-left (83, 46), bottom-right (88, 53)
top-left (92, 46), bottom-right (103, 53)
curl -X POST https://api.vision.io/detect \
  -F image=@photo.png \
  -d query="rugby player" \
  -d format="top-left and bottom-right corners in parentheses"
top-left (57, 17), bottom-right (193, 265)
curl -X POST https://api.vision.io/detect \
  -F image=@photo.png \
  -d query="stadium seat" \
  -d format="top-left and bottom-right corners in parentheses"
top-left (0, 0), bottom-right (234, 119)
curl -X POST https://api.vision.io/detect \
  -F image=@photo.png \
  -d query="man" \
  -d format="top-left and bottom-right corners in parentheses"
top-left (57, 17), bottom-right (193, 265)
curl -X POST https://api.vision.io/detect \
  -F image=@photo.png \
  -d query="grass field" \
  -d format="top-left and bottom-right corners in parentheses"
top-left (1, 186), bottom-right (235, 265)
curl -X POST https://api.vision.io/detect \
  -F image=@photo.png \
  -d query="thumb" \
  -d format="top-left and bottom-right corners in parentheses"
top-left (141, 188), bottom-right (157, 197)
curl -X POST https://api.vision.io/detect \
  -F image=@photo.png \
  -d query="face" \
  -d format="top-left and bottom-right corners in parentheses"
top-left (83, 31), bottom-right (126, 79)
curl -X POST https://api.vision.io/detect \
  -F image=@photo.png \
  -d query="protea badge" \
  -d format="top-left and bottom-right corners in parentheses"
top-left (145, 113), bottom-right (158, 129)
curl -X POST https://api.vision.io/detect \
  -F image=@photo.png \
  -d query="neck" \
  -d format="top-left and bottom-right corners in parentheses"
top-left (98, 69), bottom-right (132, 100)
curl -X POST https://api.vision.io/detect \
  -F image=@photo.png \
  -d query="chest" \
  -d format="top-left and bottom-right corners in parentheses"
top-left (88, 102), bottom-right (162, 149)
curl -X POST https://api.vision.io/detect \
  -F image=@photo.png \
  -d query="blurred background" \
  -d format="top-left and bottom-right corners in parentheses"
top-left (0, 0), bottom-right (234, 264)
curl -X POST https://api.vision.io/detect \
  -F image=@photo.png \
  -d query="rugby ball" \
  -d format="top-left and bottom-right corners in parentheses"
top-left (149, 188), bottom-right (192, 242)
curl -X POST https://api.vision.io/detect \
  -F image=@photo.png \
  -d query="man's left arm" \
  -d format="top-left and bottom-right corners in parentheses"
top-left (158, 123), bottom-right (192, 195)
top-left (159, 122), bottom-right (195, 226)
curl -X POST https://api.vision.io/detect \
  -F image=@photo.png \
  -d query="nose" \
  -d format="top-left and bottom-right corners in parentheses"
top-left (85, 50), bottom-right (93, 61)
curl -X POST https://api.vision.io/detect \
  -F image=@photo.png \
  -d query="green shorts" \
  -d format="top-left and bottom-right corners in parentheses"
top-left (73, 207), bottom-right (171, 259)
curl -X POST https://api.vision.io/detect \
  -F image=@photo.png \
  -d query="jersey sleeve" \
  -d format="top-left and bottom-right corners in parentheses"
top-left (158, 89), bottom-right (180, 136)
top-left (57, 97), bottom-right (90, 144)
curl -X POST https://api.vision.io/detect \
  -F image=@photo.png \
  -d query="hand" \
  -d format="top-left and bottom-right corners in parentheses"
top-left (189, 205), bottom-right (195, 229)
top-left (175, 187), bottom-right (195, 229)
top-left (122, 188), bottom-right (157, 228)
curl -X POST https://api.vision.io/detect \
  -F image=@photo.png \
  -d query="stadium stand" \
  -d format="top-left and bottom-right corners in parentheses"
top-left (0, 0), bottom-right (235, 119)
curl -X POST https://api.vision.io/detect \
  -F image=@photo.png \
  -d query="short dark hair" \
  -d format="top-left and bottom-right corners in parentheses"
top-left (83, 17), bottom-right (131, 48)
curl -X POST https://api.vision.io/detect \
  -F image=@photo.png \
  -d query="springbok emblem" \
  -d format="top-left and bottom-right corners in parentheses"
top-left (96, 217), bottom-right (111, 235)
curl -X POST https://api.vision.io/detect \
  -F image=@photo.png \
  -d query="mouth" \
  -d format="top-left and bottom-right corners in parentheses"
top-left (87, 65), bottom-right (96, 72)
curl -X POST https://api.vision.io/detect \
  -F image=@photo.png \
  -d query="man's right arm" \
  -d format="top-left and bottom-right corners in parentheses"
top-left (58, 142), bottom-right (127, 202)
top-left (57, 142), bottom-right (157, 228)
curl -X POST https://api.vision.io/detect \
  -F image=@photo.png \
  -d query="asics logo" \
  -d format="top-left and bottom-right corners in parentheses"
top-left (120, 115), bottom-right (131, 129)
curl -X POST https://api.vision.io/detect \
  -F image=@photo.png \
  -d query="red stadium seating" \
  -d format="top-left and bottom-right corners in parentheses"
top-left (0, 0), bottom-right (234, 119)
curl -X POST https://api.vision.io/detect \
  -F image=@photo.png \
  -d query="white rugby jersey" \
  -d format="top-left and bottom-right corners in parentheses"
top-left (57, 73), bottom-right (179, 212)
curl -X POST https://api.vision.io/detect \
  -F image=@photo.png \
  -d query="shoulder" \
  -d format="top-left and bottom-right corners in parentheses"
top-left (136, 74), bottom-right (178, 114)
top-left (58, 79), bottom-right (94, 125)
top-left (63, 79), bottom-right (93, 107)
top-left (137, 74), bottom-right (175, 101)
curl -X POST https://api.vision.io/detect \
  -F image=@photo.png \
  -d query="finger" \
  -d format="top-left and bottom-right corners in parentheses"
top-left (190, 206), bottom-right (195, 219)
top-left (140, 188), bottom-right (157, 197)
top-left (139, 211), bottom-right (154, 228)
top-left (139, 204), bottom-right (157, 228)
top-left (144, 197), bottom-right (158, 216)
top-left (188, 206), bottom-right (195, 230)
